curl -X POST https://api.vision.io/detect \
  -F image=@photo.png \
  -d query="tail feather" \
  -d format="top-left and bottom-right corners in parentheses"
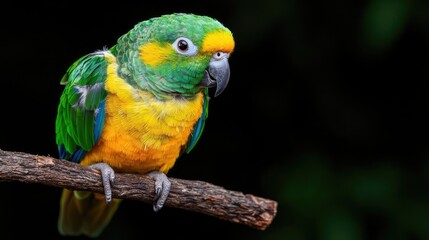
top-left (58, 189), bottom-right (121, 238)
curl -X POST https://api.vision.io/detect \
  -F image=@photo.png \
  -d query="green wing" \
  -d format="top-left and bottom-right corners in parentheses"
top-left (55, 52), bottom-right (108, 162)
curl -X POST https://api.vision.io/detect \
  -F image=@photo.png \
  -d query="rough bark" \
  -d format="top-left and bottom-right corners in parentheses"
top-left (0, 148), bottom-right (277, 230)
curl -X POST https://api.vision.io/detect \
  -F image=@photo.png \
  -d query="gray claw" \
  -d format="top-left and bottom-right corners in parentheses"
top-left (89, 163), bottom-right (115, 204)
top-left (148, 171), bottom-right (171, 212)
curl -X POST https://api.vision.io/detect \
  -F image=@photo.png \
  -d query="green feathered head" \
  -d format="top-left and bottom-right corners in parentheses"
top-left (113, 13), bottom-right (235, 100)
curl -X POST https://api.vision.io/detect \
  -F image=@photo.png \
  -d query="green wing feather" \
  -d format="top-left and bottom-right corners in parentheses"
top-left (55, 52), bottom-right (108, 162)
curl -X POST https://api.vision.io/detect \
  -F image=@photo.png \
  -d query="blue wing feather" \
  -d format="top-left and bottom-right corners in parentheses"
top-left (94, 99), bottom-right (106, 142)
top-left (185, 89), bottom-right (210, 153)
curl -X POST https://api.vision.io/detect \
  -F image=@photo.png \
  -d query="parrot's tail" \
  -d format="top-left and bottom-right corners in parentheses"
top-left (58, 188), bottom-right (122, 238)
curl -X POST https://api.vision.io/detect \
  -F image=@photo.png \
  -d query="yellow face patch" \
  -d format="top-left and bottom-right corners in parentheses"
top-left (139, 42), bottom-right (174, 67)
top-left (202, 30), bottom-right (235, 54)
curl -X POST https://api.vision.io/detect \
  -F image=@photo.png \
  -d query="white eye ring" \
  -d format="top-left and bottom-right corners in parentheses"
top-left (172, 37), bottom-right (198, 56)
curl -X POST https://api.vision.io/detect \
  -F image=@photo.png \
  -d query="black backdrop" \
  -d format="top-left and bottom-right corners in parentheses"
top-left (1, 1), bottom-right (428, 239)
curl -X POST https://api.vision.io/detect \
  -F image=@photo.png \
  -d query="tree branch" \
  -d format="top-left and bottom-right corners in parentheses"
top-left (0, 148), bottom-right (277, 230)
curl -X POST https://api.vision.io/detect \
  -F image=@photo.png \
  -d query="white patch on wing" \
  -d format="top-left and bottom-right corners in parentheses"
top-left (72, 83), bottom-right (104, 109)
top-left (73, 85), bottom-right (88, 108)
top-left (93, 48), bottom-right (110, 55)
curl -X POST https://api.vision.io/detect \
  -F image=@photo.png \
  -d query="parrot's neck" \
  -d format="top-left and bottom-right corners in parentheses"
top-left (112, 46), bottom-right (203, 100)
top-left (122, 71), bottom-right (202, 101)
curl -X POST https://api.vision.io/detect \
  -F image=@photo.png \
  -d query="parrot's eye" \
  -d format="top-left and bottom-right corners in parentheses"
top-left (178, 40), bottom-right (188, 51)
top-left (173, 37), bottom-right (198, 56)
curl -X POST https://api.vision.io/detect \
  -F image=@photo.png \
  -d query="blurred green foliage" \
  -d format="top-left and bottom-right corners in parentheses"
top-left (264, 154), bottom-right (429, 240)
top-left (361, 0), bottom-right (410, 54)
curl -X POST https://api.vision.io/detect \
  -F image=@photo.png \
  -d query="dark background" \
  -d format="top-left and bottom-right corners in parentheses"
top-left (1, 0), bottom-right (429, 239)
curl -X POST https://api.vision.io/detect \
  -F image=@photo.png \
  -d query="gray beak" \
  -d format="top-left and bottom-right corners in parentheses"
top-left (200, 52), bottom-right (230, 97)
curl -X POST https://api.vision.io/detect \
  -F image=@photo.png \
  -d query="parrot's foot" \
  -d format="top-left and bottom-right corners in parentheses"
top-left (89, 163), bottom-right (115, 204)
top-left (148, 171), bottom-right (171, 212)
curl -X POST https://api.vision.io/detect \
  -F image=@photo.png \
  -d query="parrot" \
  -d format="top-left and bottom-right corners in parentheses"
top-left (55, 13), bottom-right (234, 237)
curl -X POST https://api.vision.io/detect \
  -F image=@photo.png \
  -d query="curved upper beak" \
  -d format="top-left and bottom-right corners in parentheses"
top-left (200, 52), bottom-right (230, 97)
